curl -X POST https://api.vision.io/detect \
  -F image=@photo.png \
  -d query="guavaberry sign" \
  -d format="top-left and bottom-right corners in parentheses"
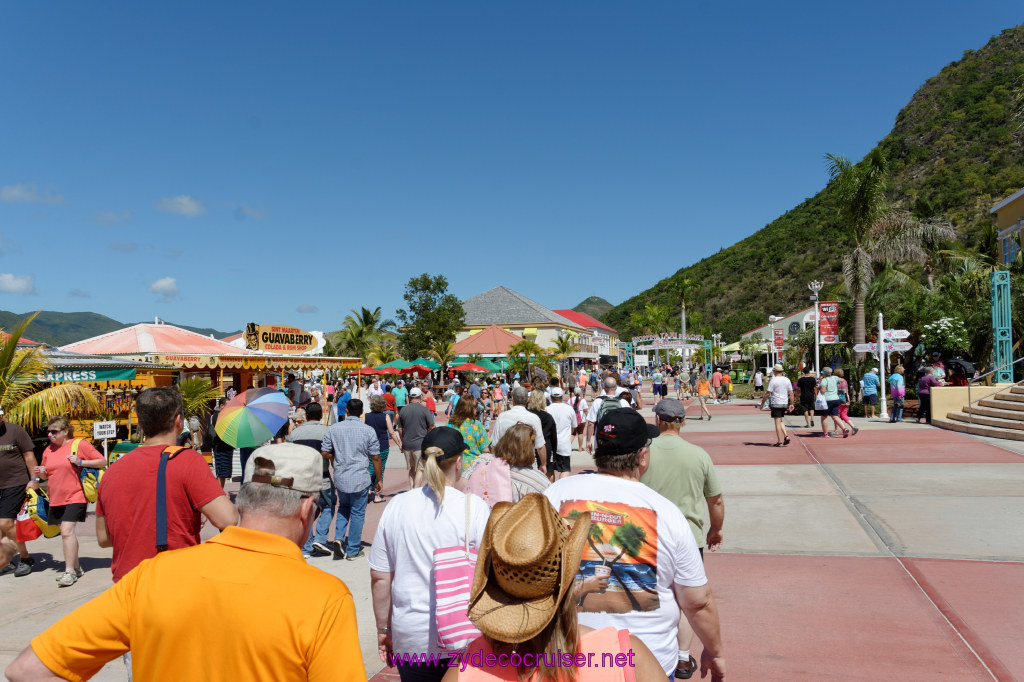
top-left (245, 323), bottom-right (317, 355)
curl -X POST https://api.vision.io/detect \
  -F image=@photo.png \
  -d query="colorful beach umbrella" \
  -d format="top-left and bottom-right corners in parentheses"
top-left (410, 357), bottom-right (441, 370)
top-left (215, 387), bottom-right (290, 448)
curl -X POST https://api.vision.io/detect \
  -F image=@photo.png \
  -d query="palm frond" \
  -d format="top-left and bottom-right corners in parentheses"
top-left (8, 384), bottom-right (101, 431)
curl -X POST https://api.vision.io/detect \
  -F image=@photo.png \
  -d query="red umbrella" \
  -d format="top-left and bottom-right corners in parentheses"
top-left (451, 362), bottom-right (487, 372)
top-left (400, 364), bottom-right (433, 377)
top-left (356, 366), bottom-right (381, 374)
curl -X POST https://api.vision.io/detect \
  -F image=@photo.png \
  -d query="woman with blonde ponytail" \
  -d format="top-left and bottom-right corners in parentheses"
top-left (369, 427), bottom-right (491, 681)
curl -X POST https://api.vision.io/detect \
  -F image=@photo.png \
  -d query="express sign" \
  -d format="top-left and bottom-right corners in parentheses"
top-left (245, 323), bottom-right (318, 355)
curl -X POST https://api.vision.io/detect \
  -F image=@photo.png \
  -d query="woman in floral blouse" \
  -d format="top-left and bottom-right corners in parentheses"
top-left (448, 396), bottom-right (490, 474)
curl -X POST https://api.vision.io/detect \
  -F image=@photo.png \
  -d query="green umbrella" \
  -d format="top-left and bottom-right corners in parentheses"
top-left (410, 357), bottom-right (441, 370)
top-left (474, 358), bottom-right (501, 371)
top-left (375, 360), bottom-right (415, 371)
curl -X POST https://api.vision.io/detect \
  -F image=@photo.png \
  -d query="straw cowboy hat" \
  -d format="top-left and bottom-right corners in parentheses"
top-left (468, 494), bottom-right (592, 643)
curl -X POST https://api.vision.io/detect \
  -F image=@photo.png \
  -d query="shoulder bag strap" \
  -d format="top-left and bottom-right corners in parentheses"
top-left (156, 446), bottom-right (187, 552)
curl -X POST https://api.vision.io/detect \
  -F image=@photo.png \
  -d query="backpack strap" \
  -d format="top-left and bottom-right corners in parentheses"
top-left (156, 446), bottom-right (187, 552)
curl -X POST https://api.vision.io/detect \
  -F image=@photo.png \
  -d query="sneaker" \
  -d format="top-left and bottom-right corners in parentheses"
top-left (332, 540), bottom-right (345, 560)
top-left (0, 563), bottom-right (14, 577)
top-left (346, 549), bottom-right (365, 561)
top-left (57, 571), bottom-right (78, 587)
top-left (14, 558), bottom-right (34, 577)
top-left (852, 427), bottom-right (860, 435)
top-left (74, 567), bottom-right (84, 579)
top-left (312, 542), bottom-right (332, 556)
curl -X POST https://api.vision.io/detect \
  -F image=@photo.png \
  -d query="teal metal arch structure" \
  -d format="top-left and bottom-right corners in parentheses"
top-left (992, 271), bottom-right (1013, 383)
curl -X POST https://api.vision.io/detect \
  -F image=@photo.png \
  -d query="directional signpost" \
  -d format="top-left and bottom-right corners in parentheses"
top-left (883, 329), bottom-right (911, 340)
top-left (853, 341), bottom-right (912, 353)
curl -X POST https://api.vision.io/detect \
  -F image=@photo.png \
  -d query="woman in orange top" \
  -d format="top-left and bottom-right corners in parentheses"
top-left (34, 415), bottom-right (106, 587)
top-left (694, 372), bottom-right (713, 421)
top-left (443, 494), bottom-right (664, 682)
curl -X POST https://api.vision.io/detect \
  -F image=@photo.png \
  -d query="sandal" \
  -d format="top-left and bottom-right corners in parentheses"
top-left (772, 442), bottom-right (783, 447)
top-left (675, 655), bottom-right (698, 679)
top-left (784, 436), bottom-right (791, 446)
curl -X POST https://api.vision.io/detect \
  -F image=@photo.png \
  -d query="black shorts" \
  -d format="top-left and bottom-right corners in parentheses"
top-left (864, 394), bottom-right (879, 405)
top-left (0, 485), bottom-right (27, 520)
top-left (49, 503), bottom-right (88, 525)
top-left (770, 406), bottom-right (788, 419)
top-left (826, 399), bottom-right (842, 416)
top-left (550, 454), bottom-right (571, 473)
top-left (213, 449), bottom-right (233, 478)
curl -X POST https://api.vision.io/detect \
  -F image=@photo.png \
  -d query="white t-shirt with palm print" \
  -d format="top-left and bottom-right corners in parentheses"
top-left (544, 474), bottom-right (707, 676)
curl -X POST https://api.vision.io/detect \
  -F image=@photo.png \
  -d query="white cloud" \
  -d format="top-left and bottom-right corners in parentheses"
top-left (68, 289), bottom-right (91, 298)
top-left (235, 205), bottom-right (266, 221)
top-left (155, 195), bottom-right (205, 217)
top-left (0, 183), bottom-right (64, 204)
top-left (109, 242), bottom-right (139, 253)
top-left (0, 273), bottom-right (36, 294)
top-left (296, 304), bottom-right (318, 314)
top-left (94, 210), bottom-right (132, 225)
top-left (148, 277), bottom-right (180, 302)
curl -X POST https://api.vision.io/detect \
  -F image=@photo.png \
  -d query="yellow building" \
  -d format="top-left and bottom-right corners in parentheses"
top-left (991, 187), bottom-right (1024, 264)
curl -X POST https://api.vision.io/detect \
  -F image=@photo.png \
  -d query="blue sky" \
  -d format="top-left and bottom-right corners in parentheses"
top-left (1, 1), bottom-right (1019, 335)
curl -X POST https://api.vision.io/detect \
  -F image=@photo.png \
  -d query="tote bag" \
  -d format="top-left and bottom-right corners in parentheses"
top-left (431, 495), bottom-right (481, 652)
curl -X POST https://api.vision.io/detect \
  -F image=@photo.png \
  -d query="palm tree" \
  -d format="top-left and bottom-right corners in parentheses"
top-left (550, 335), bottom-right (578, 381)
top-left (426, 339), bottom-right (456, 375)
top-left (826, 150), bottom-right (889, 359)
top-left (343, 306), bottom-right (396, 338)
top-left (368, 340), bottom-right (399, 366)
top-left (871, 212), bottom-right (957, 291)
top-left (677, 278), bottom-right (695, 367)
top-left (508, 339), bottom-right (548, 383)
top-left (178, 377), bottom-right (221, 420)
top-left (334, 325), bottom-right (371, 360)
top-left (0, 313), bottom-right (100, 430)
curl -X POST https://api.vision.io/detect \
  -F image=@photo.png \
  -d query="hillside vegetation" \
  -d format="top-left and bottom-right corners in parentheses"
top-left (604, 24), bottom-right (1024, 341)
top-left (573, 296), bottom-right (614, 319)
top-left (0, 310), bottom-right (239, 347)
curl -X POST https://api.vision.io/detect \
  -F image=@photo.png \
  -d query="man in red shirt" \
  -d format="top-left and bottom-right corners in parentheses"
top-left (96, 387), bottom-right (236, 583)
top-left (711, 368), bottom-right (723, 404)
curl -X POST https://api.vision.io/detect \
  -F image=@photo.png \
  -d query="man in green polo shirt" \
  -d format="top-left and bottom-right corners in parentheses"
top-left (640, 398), bottom-right (724, 679)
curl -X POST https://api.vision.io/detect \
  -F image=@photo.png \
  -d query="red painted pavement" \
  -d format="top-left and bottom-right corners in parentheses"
top-left (693, 553), bottom-right (996, 681)
top-left (799, 428), bottom-right (1023, 464)
top-left (680, 431), bottom-right (816, 465)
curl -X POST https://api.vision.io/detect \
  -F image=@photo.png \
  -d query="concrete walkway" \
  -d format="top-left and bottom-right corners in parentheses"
top-left (3, 398), bottom-right (1023, 680)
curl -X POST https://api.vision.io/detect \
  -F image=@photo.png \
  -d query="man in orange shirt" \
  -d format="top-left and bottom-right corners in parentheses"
top-left (6, 442), bottom-right (366, 682)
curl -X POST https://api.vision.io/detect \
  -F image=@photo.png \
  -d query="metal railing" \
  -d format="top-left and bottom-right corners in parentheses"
top-left (966, 357), bottom-right (1024, 424)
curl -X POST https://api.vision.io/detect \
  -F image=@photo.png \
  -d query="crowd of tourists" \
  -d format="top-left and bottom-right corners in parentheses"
top-left (2, 365), bottom-right (729, 682)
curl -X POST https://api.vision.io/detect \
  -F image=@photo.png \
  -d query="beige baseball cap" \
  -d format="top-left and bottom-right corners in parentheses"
top-left (243, 443), bottom-right (322, 495)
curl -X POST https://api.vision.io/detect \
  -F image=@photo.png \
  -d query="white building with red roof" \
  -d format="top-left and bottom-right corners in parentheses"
top-left (552, 309), bottom-right (619, 364)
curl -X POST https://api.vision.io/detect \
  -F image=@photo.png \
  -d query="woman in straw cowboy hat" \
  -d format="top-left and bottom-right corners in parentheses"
top-left (369, 427), bottom-right (492, 681)
top-left (443, 494), bottom-right (663, 681)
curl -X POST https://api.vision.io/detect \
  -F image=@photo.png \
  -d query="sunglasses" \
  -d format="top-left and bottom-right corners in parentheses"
top-left (47, 429), bottom-right (63, 434)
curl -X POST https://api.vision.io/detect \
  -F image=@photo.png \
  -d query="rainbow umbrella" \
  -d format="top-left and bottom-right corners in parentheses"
top-left (215, 387), bottom-right (290, 448)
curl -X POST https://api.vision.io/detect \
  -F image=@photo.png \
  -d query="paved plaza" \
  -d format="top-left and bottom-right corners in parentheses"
top-left (2, 398), bottom-right (1023, 680)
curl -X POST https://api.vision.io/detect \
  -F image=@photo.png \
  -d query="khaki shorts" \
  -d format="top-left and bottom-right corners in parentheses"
top-left (403, 449), bottom-right (422, 471)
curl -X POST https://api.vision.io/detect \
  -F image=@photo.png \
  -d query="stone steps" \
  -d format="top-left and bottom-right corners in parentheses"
top-left (946, 410), bottom-right (1024, 431)
top-left (933, 416), bottom-right (1024, 441)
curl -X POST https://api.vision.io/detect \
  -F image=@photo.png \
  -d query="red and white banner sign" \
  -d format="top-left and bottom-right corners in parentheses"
top-left (818, 301), bottom-right (839, 344)
top-left (773, 328), bottom-right (784, 349)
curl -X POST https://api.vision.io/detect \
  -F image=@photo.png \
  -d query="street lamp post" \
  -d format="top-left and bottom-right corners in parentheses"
top-left (808, 280), bottom-right (823, 375)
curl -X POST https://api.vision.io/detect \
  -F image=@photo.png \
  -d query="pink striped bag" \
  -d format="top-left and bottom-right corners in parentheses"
top-left (432, 495), bottom-right (481, 652)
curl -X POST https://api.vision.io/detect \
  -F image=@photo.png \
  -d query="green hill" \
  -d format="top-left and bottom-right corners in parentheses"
top-left (0, 310), bottom-right (239, 347)
top-left (573, 296), bottom-right (614, 319)
top-left (604, 24), bottom-right (1024, 341)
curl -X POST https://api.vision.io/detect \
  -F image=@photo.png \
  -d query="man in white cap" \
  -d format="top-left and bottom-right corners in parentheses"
top-left (544, 387), bottom-right (577, 481)
top-left (6, 443), bottom-right (366, 682)
top-left (758, 363), bottom-right (794, 446)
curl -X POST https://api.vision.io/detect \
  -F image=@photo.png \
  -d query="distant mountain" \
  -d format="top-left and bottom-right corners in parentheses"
top-left (0, 310), bottom-right (240, 347)
top-left (573, 296), bottom-right (614, 319)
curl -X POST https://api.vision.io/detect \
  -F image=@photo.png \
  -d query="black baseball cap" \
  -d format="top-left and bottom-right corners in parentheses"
top-left (420, 426), bottom-right (466, 462)
top-left (595, 408), bottom-right (660, 456)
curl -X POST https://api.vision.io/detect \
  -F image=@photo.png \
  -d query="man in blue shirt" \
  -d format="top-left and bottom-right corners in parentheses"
top-left (862, 368), bottom-right (881, 419)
